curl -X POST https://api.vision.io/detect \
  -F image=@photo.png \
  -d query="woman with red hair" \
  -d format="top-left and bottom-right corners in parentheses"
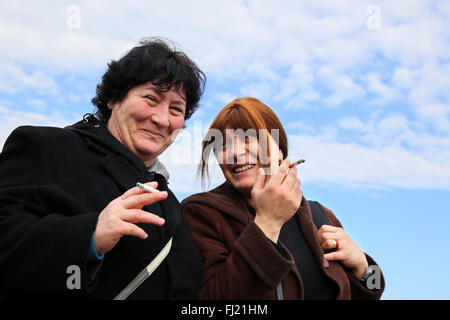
top-left (182, 97), bottom-right (385, 300)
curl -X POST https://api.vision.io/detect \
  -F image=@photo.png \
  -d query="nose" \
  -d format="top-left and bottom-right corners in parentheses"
top-left (150, 103), bottom-right (170, 128)
top-left (230, 137), bottom-right (247, 164)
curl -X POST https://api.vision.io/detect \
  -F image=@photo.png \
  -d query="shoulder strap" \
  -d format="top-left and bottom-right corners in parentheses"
top-left (308, 200), bottom-right (329, 229)
top-left (114, 237), bottom-right (173, 300)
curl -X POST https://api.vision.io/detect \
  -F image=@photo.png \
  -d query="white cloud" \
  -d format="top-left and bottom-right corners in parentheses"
top-left (159, 119), bottom-right (450, 192)
top-left (416, 104), bottom-right (450, 132)
top-left (239, 81), bottom-right (274, 103)
top-left (366, 72), bottom-right (398, 105)
top-left (1, 0), bottom-right (450, 192)
top-left (409, 62), bottom-right (450, 106)
top-left (338, 117), bottom-right (366, 132)
top-left (377, 114), bottom-right (409, 137)
top-left (0, 62), bottom-right (58, 95)
top-left (365, 1), bottom-right (450, 66)
top-left (0, 105), bottom-right (80, 149)
top-left (286, 120), bottom-right (317, 134)
top-left (1, 0), bottom-right (448, 110)
top-left (26, 98), bottom-right (47, 111)
top-left (215, 93), bottom-right (238, 105)
top-left (316, 66), bottom-right (366, 107)
top-left (274, 63), bottom-right (320, 110)
top-left (392, 67), bottom-right (417, 90)
top-left (289, 133), bottom-right (450, 190)
top-left (0, 3), bottom-right (131, 73)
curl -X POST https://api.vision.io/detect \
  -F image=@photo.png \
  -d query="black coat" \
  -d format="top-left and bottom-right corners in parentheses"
top-left (0, 117), bottom-right (202, 299)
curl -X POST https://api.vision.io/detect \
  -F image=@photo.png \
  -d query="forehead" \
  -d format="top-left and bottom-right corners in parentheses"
top-left (140, 82), bottom-right (186, 102)
top-left (217, 106), bottom-right (265, 134)
top-left (223, 127), bottom-right (259, 140)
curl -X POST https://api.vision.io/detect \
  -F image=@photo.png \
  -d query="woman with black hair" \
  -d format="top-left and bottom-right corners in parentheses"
top-left (0, 38), bottom-right (206, 299)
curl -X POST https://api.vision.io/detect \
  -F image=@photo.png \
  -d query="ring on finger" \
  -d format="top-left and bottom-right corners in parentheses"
top-left (332, 239), bottom-right (339, 250)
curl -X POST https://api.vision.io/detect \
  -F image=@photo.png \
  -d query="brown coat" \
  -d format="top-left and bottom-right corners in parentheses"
top-left (181, 182), bottom-right (385, 300)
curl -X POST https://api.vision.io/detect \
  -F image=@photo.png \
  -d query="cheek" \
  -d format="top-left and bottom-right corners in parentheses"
top-left (169, 117), bottom-right (185, 132)
top-left (219, 164), bottom-right (233, 180)
top-left (248, 143), bottom-right (259, 163)
top-left (134, 104), bottom-right (152, 120)
top-left (162, 117), bottom-right (185, 145)
top-left (218, 151), bottom-right (227, 165)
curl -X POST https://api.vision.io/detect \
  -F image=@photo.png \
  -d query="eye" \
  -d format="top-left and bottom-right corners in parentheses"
top-left (221, 139), bottom-right (232, 150)
top-left (145, 95), bottom-right (157, 103)
top-left (170, 106), bottom-right (185, 116)
top-left (244, 134), bottom-right (257, 144)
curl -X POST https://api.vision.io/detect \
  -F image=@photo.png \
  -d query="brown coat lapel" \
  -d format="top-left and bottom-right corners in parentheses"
top-left (182, 182), bottom-right (384, 299)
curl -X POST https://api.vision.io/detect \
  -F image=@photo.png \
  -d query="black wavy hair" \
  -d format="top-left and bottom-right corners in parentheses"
top-left (92, 37), bottom-right (206, 121)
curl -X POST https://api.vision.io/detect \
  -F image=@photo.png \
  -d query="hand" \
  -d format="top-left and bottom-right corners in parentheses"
top-left (317, 225), bottom-right (369, 278)
top-left (94, 182), bottom-right (167, 255)
top-left (251, 159), bottom-right (303, 242)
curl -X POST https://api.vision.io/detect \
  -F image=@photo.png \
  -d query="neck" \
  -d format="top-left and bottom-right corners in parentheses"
top-left (243, 191), bottom-right (254, 207)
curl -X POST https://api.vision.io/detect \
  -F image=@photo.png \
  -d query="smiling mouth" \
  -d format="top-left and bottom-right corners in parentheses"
top-left (233, 164), bottom-right (255, 174)
top-left (142, 129), bottom-right (165, 138)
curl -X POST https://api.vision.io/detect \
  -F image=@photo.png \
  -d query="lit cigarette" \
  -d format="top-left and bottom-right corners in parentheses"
top-left (136, 182), bottom-right (159, 193)
top-left (289, 159), bottom-right (305, 168)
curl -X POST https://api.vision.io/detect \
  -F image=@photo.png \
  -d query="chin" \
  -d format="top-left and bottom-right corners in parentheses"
top-left (233, 180), bottom-right (254, 194)
top-left (136, 146), bottom-right (164, 161)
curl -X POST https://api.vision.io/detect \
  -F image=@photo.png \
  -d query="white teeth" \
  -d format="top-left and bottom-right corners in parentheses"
top-left (234, 164), bottom-right (254, 173)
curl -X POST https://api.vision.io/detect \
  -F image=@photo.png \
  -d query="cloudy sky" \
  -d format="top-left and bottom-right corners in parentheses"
top-left (1, 0), bottom-right (449, 299)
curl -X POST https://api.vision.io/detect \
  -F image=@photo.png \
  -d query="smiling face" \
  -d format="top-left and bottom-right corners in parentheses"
top-left (217, 129), bottom-right (285, 201)
top-left (107, 82), bottom-right (186, 166)
top-left (217, 129), bottom-right (260, 198)
top-left (200, 97), bottom-right (289, 200)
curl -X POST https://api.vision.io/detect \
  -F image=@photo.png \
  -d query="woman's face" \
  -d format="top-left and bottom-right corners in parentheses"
top-left (217, 128), bottom-right (282, 199)
top-left (107, 82), bottom-right (186, 166)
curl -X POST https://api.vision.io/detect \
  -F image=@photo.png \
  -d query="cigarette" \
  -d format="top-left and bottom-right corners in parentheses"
top-left (289, 159), bottom-right (305, 168)
top-left (136, 182), bottom-right (159, 193)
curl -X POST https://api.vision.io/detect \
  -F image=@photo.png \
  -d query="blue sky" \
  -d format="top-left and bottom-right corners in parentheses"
top-left (1, 0), bottom-right (449, 299)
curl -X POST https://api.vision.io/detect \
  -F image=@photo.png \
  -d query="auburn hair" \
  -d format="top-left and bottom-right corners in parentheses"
top-left (199, 97), bottom-right (288, 186)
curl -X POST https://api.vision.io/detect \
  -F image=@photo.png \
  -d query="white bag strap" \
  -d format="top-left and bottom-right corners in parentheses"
top-left (113, 237), bottom-right (173, 300)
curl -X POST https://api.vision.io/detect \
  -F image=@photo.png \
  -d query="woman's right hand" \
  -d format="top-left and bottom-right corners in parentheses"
top-left (94, 182), bottom-right (167, 255)
top-left (251, 159), bottom-right (303, 242)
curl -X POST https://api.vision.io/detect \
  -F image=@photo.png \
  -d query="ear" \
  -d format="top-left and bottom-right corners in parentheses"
top-left (107, 101), bottom-right (115, 110)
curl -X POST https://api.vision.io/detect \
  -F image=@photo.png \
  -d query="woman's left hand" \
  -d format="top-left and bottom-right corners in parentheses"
top-left (317, 225), bottom-right (369, 279)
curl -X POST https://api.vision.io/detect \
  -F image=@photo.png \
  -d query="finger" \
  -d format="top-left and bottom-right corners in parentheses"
top-left (282, 165), bottom-right (297, 188)
top-left (321, 239), bottom-right (339, 251)
top-left (324, 251), bottom-right (345, 261)
top-left (267, 159), bottom-right (290, 186)
top-left (121, 182), bottom-right (159, 200)
top-left (120, 221), bottom-right (148, 239)
top-left (121, 209), bottom-right (165, 225)
top-left (317, 225), bottom-right (340, 239)
top-left (317, 231), bottom-right (343, 243)
top-left (290, 170), bottom-right (301, 191)
top-left (291, 178), bottom-right (301, 194)
top-left (252, 168), bottom-right (266, 194)
top-left (319, 224), bottom-right (342, 233)
top-left (122, 190), bottom-right (168, 209)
